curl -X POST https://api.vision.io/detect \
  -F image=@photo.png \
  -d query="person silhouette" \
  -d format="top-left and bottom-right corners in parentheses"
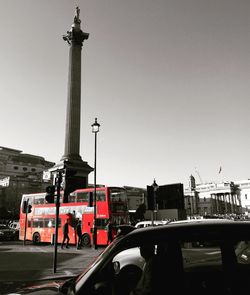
top-left (130, 244), bottom-right (157, 295)
top-left (76, 219), bottom-right (82, 249)
top-left (61, 219), bottom-right (70, 249)
top-left (106, 219), bottom-right (113, 245)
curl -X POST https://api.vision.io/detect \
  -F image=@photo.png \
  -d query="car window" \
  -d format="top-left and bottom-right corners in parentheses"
top-left (136, 224), bottom-right (145, 228)
top-left (112, 247), bottom-right (144, 273)
top-left (181, 240), bottom-right (223, 270)
top-left (111, 239), bottom-right (235, 274)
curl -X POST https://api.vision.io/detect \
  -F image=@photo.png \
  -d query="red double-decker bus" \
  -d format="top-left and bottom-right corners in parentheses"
top-left (19, 186), bottom-right (129, 246)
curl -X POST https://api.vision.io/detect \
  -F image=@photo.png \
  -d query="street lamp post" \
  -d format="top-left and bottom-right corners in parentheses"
top-left (91, 118), bottom-right (100, 250)
top-left (152, 179), bottom-right (159, 225)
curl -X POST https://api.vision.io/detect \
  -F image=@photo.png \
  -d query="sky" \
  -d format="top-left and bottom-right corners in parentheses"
top-left (0, 0), bottom-right (249, 189)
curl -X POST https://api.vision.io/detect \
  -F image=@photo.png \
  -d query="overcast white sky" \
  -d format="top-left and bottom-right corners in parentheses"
top-left (0, 0), bottom-right (249, 188)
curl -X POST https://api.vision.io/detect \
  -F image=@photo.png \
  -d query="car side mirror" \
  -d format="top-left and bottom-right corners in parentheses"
top-left (113, 261), bottom-right (120, 274)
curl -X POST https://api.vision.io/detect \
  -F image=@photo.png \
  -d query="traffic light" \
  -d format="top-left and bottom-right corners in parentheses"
top-left (147, 185), bottom-right (155, 210)
top-left (88, 192), bottom-right (93, 207)
top-left (45, 185), bottom-right (55, 203)
top-left (63, 169), bottom-right (78, 203)
top-left (22, 200), bottom-right (27, 213)
top-left (22, 200), bottom-right (32, 213)
top-left (27, 204), bottom-right (32, 213)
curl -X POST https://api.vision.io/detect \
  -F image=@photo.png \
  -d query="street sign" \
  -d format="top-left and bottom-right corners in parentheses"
top-left (43, 171), bottom-right (51, 181)
top-left (0, 177), bottom-right (10, 187)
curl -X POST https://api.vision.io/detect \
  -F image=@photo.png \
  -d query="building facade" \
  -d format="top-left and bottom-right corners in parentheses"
top-left (234, 179), bottom-right (250, 213)
top-left (0, 147), bottom-right (54, 218)
top-left (184, 175), bottom-right (243, 217)
top-left (124, 186), bottom-right (146, 212)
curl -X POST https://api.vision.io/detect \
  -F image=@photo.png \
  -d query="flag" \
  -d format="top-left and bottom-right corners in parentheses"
top-left (219, 166), bottom-right (222, 174)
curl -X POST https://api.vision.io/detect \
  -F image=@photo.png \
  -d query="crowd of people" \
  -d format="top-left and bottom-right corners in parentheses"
top-left (188, 213), bottom-right (249, 221)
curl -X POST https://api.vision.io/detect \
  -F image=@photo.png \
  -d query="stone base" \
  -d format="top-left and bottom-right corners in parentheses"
top-left (50, 158), bottom-right (93, 202)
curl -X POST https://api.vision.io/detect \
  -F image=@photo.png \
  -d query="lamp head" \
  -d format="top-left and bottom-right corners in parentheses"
top-left (92, 118), bottom-right (100, 133)
top-left (152, 179), bottom-right (159, 191)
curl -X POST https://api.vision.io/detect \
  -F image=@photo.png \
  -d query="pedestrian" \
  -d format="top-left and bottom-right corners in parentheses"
top-left (106, 219), bottom-right (113, 245)
top-left (76, 219), bottom-right (82, 249)
top-left (61, 219), bottom-right (70, 249)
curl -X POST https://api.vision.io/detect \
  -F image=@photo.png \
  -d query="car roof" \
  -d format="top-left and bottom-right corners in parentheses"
top-left (169, 218), bottom-right (228, 224)
top-left (120, 220), bottom-right (250, 246)
top-left (135, 220), bottom-right (166, 226)
top-left (137, 220), bottom-right (163, 224)
top-left (136, 220), bottom-right (164, 224)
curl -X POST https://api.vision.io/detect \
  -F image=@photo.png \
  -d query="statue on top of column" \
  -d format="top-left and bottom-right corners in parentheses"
top-left (74, 6), bottom-right (81, 24)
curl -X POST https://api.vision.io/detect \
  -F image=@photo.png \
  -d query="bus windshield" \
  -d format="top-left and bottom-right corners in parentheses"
top-left (110, 188), bottom-right (127, 202)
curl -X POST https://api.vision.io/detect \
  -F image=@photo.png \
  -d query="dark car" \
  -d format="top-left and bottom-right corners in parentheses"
top-left (0, 224), bottom-right (19, 241)
top-left (8, 220), bottom-right (250, 294)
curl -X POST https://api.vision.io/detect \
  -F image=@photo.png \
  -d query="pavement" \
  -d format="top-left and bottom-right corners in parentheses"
top-left (0, 241), bottom-right (103, 279)
top-left (0, 241), bottom-right (104, 294)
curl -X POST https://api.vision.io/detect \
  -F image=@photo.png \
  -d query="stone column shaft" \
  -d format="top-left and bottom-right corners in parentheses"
top-left (63, 44), bottom-right (82, 160)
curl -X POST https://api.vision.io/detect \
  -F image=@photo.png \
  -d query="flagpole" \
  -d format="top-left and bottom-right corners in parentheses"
top-left (218, 166), bottom-right (222, 183)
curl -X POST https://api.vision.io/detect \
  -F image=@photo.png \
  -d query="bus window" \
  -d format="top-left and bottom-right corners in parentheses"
top-left (112, 216), bottom-right (126, 226)
top-left (22, 195), bottom-right (34, 205)
top-left (44, 219), bottom-right (53, 228)
top-left (44, 218), bottom-right (61, 228)
top-left (33, 195), bottom-right (46, 205)
top-left (59, 193), bottom-right (64, 203)
top-left (96, 191), bottom-right (106, 202)
top-left (33, 219), bottom-right (44, 228)
top-left (96, 218), bottom-right (108, 229)
top-left (110, 189), bottom-right (127, 202)
top-left (111, 203), bottom-right (128, 213)
top-left (76, 192), bottom-right (89, 202)
top-left (68, 193), bottom-right (77, 203)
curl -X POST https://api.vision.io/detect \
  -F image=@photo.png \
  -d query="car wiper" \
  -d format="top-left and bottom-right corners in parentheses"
top-left (59, 277), bottom-right (77, 294)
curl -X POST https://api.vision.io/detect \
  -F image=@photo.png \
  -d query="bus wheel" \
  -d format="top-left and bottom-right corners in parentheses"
top-left (32, 232), bottom-right (41, 244)
top-left (81, 234), bottom-right (90, 247)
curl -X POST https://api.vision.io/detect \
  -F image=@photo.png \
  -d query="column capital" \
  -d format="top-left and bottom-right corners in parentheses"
top-left (63, 29), bottom-right (89, 47)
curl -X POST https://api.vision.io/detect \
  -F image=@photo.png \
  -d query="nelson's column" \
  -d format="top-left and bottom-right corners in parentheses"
top-left (52, 7), bottom-right (93, 202)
